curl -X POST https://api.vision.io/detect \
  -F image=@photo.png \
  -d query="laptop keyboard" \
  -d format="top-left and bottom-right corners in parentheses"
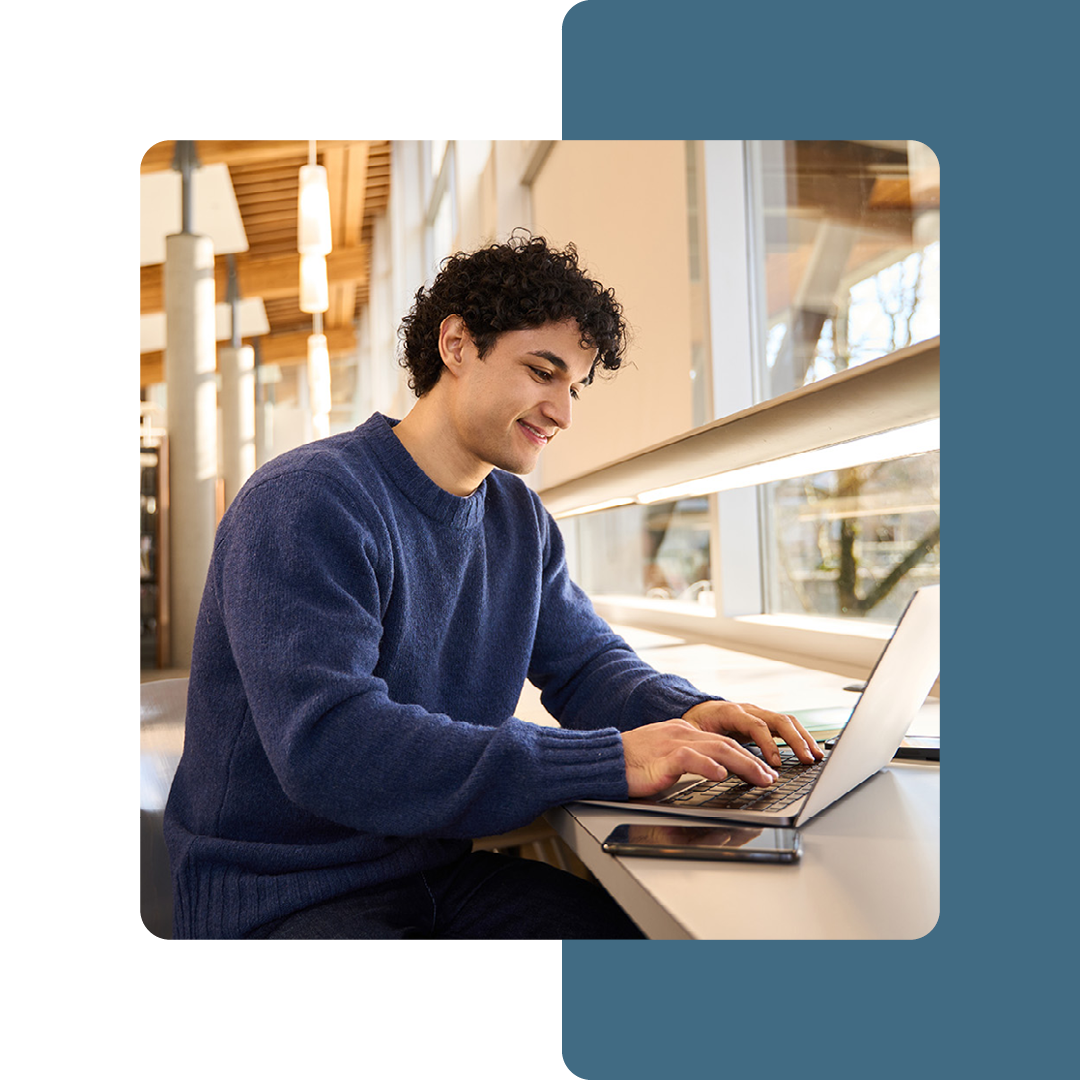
top-left (657, 749), bottom-right (829, 812)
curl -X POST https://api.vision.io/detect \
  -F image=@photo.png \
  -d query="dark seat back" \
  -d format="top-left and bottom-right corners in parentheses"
top-left (140, 678), bottom-right (188, 939)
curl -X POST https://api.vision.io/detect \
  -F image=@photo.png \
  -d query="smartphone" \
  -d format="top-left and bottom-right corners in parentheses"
top-left (892, 735), bottom-right (940, 761)
top-left (601, 823), bottom-right (801, 863)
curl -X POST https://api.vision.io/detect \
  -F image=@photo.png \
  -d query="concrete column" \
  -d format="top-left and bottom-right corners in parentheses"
top-left (219, 343), bottom-right (256, 506)
top-left (164, 231), bottom-right (218, 669)
top-left (253, 347), bottom-right (276, 469)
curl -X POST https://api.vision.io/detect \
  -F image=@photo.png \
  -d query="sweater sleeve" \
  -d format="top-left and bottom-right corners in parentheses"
top-left (211, 472), bottom-right (629, 839)
top-left (528, 506), bottom-right (723, 732)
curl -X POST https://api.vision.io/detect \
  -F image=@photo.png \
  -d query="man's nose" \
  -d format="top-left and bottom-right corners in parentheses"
top-left (543, 385), bottom-right (573, 431)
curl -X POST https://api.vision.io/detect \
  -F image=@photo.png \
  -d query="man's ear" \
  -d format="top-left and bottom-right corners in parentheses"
top-left (438, 314), bottom-right (470, 378)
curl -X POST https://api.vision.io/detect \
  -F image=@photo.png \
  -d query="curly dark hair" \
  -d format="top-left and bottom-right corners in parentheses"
top-left (398, 233), bottom-right (628, 397)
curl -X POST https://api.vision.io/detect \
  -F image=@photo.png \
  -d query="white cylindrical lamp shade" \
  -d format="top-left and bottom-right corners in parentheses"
top-left (298, 164), bottom-right (333, 255)
top-left (299, 253), bottom-right (329, 313)
top-left (308, 332), bottom-right (332, 421)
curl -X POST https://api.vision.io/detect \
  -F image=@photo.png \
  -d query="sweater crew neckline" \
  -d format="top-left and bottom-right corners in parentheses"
top-left (364, 413), bottom-right (487, 530)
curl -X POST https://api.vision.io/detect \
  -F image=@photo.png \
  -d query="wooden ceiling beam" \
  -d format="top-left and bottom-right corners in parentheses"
top-left (343, 143), bottom-right (369, 249)
top-left (324, 146), bottom-right (347, 249)
top-left (140, 140), bottom-right (362, 173)
top-left (256, 324), bottom-right (357, 365)
top-left (141, 245), bottom-right (369, 313)
top-left (140, 324), bottom-right (357, 386)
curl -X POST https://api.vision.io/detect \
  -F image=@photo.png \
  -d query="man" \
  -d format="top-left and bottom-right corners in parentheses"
top-left (164, 234), bottom-right (822, 939)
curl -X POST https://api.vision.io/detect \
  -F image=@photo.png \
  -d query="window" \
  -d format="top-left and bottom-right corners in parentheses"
top-left (561, 141), bottom-right (940, 667)
top-left (745, 140), bottom-right (940, 624)
top-left (570, 497), bottom-right (715, 613)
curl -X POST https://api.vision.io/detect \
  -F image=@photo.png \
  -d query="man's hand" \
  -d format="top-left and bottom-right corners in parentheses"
top-left (681, 700), bottom-right (824, 770)
top-left (621, 719), bottom-right (780, 799)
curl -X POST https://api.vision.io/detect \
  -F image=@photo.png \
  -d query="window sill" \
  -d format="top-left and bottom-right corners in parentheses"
top-left (591, 595), bottom-right (902, 681)
top-left (735, 613), bottom-right (892, 640)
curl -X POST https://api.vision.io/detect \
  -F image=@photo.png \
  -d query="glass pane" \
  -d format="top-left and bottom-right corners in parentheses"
top-left (750, 140), bottom-right (939, 401)
top-left (569, 498), bottom-right (715, 611)
top-left (761, 450), bottom-right (939, 623)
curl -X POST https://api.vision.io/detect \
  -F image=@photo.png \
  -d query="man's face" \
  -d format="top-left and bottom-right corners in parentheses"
top-left (447, 319), bottom-right (596, 478)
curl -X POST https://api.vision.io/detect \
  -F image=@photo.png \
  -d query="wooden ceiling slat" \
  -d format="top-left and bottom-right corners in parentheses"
top-left (241, 210), bottom-right (299, 228)
top-left (141, 140), bottom-right (359, 173)
top-left (241, 231), bottom-right (296, 247)
top-left (235, 195), bottom-right (296, 211)
top-left (232, 200), bottom-right (295, 220)
top-left (230, 156), bottom-right (308, 173)
top-left (232, 186), bottom-right (299, 201)
top-left (247, 244), bottom-right (299, 260)
top-left (231, 165), bottom-right (307, 185)
top-left (262, 298), bottom-right (306, 317)
top-left (243, 227), bottom-right (300, 242)
top-left (231, 178), bottom-right (298, 193)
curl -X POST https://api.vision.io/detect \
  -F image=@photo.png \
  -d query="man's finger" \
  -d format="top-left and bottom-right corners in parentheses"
top-left (770, 713), bottom-right (823, 762)
top-left (740, 705), bottom-right (821, 763)
top-left (670, 734), bottom-right (777, 788)
top-left (783, 713), bottom-right (825, 760)
top-left (732, 715), bottom-right (785, 768)
top-left (712, 739), bottom-right (778, 787)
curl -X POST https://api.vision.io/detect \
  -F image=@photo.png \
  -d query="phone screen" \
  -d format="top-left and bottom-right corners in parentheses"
top-left (601, 823), bottom-right (801, 862)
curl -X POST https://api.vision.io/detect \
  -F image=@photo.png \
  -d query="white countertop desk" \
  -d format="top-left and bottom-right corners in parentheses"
top-left (521, 626), bottom-right (941, 941)
top-left (547, 760), bottom-right (939, 940)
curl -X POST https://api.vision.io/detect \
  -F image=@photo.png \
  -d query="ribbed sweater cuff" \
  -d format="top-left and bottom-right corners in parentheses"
top-left (532, 725), bottom-right (629, 803)
top-left (624, 682), bottom-right (727, 731)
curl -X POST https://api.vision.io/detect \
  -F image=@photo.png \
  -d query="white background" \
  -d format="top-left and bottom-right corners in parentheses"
top-left (3, 3), bottom-right (584, 1077)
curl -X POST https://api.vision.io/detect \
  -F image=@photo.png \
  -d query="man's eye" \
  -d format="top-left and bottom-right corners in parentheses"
top-left (530, 367), bottom-right (551, 381)
top-left (570, 387), bottom-right (580, 401)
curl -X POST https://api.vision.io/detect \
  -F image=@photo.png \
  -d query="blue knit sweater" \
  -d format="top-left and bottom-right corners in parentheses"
top-left (164, 413), bottom-right (714, 938)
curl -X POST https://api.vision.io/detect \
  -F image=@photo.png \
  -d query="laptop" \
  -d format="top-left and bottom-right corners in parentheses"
top-left (578, 584), bottom-right (940, 828)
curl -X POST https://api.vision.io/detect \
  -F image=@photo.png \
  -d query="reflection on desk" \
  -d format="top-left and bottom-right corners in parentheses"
top-left (548, 761), bottom-right (939, 940)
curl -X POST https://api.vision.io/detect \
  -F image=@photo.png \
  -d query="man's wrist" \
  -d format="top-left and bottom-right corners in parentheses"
top-left (682, 699), bottom-right (723, 729)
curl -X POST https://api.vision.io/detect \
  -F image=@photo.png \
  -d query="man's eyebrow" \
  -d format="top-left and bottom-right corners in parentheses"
top-left (528, 349), bottom-right (568, 371)
top-left (528, 350), bottom-right (593, 386)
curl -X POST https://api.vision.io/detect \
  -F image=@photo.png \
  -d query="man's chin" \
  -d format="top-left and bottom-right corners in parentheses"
top-left (490, 451), bottom-right (541, 477)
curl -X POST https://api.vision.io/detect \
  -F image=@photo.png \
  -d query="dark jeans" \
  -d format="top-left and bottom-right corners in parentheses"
top-left (246, 850), bottom-right (645, 939)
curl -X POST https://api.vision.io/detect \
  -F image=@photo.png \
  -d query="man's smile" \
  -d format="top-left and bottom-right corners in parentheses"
top-left (517, 419), bottom-right (553, 446)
